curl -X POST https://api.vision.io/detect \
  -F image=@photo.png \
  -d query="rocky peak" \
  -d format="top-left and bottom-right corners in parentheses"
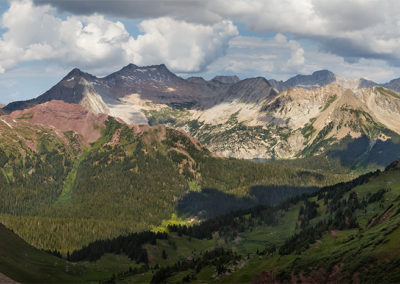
top-left (186, 76), bottom-right (208, 84)
top-left (285, 70), bottom-right (336, 89)
top-left (63, 68), bottom-right (97, 82)
top-left (269, 70), bottom-right (336, 92)
top-left (210, 75), bottom-right (240, 85)
top-left (106, 63), bottom-right (183, 84)
top-left (311, 70), bottom-right (336, 80)
top-left (222, 77), bottom-right (276, 103)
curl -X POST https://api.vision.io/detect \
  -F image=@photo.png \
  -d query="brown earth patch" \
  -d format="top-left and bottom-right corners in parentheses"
top-left (9, 100), bottom-right (107, 144)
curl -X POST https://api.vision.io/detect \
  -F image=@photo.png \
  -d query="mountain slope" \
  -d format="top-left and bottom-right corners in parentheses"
top-left (159, 83), bottom-right (400, 168)
top-left (0, 101), bottom-right (346, 254)
top-left (63, 158), bottom-right (400, 283)
top-left (0, 223), bottom-right (83, 283)
top-left (3, 158), bottom-right (398, 283)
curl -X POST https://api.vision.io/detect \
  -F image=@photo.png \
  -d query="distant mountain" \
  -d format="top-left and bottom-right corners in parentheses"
top-left (4, 64), bottom-right (400, 169)
top-left (359, 78), bottom-right (378, 88)
top-left (285, 70), bottom-right (336, 90)
top-left (270, 70), bottom-right (336, 91)
top-left (210, 75), bottom-right (240, 84)
top-left (269, 70), bottom-right (380, 92)
top-left (383, 77), bottom-right (400, 92)
top-left (3, 64), bottom-right (218, 122)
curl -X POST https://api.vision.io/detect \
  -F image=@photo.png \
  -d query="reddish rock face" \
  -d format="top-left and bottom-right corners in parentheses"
top-left (9, 100), bottom-right (108, 144)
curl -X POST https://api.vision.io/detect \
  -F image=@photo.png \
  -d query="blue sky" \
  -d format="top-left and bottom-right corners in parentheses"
top-left (1, 0), bottom-right (400, 105)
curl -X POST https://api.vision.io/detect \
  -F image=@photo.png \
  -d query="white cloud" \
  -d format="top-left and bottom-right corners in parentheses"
top-left (0, 0), bottom-right (237, 74)
top-left (201, 34), bottom-right (400, 83)
top-left (205, 35), bottom-right (307, 78)
top-left (125, 18), bottom-right (237, 72)
top-left (213, 0), bottom-right (400, 65)
top-left (35, 0), bottom-right (400, 67)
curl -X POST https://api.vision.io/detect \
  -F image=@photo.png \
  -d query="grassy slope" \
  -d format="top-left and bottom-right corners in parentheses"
top-left (115, 163), bottom-right (400, 283)
top-left (0, 224), bottom-right (81, 283)
top-left (216, 166), bottom-right (400, 283)
top-left (0, 222), bottom-right (158, 283)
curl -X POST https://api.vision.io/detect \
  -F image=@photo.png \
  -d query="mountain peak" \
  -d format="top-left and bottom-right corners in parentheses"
top-left (63, 68), bottom-right (96, 81)
top-left (113, 63), bottom-right (172, 75)
top-left (186, 76), bottom-right (208, 84)
top-left (65, 68), bottom-right (83, 77)
top-left (124, 63), bottom-right (139, 69)
top-left (210, 75), bottom-right (240, 84)
top-left (312, 69), bottom-right (335, 76)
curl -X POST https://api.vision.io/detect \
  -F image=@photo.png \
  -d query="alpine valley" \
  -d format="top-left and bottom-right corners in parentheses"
top-left (1, 64), bottom-right (400, 283)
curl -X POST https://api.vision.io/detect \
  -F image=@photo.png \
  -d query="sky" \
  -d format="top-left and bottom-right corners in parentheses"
top-left (1, 0), bottom-right (400, 104)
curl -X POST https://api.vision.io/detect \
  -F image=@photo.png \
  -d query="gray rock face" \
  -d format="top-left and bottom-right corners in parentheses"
top-left (358, 78), bottom-right (378, 88)
top-left (221, 77), bottom-right (276, 104)
top-left (383, 78), bottom-right (400, 92)
top-left (270, 70), bottom-right (336, 91)
top-left (210, 75), bottom-right (240, 85)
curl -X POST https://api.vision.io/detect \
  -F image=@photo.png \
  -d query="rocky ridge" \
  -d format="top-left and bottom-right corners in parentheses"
top-left (4, 64), bottom-right (400, 166)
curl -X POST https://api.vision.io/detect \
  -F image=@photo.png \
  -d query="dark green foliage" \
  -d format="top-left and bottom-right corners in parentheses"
top-left (368, 188), bottom-right (389, 203)
top-left (69, 231), bottom-right (167, 262)
top-left (358, 258), bottom-right (400, 283)
top-left (0, 148), bottom-right (7, 167)
top-left (0, 136), bottom-right (74, 215)
top-left (103, 116), bottom-right (122, 137)
top-left (101, 264), bottom-right (150, 284)
top-left (150, 248), bottom-right (240, 283)
top-left (169, 205), bottom-right (276, 240)
top-left (279, 221), bottom-right (330, 255)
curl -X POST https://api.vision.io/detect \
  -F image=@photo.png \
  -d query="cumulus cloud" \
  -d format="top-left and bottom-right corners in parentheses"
top-left (125, 18), bottom-right (237, 72)
top-left (205, 35), bottom-right (307, 79)
top-left (34, 0), bottom-right (222, 24)
top-left (34, 0), bottom-right (400, 67)
top-left (202, 34), bottom-right (399, 83)
top-left (0, 0), bottom-right (237, 74)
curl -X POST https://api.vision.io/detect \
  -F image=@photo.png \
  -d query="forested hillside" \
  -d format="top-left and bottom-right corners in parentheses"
top-left (64, 158), bottom-right (399, 283)
top-left (3, 157), bottom-right (396, 283)
top-left (0, 111), bottom-right (347, 254)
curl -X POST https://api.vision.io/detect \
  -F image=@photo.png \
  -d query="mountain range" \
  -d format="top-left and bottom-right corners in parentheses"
top-left (3, 64), bottom-right (400, 171)
top-left (1, 64), bottom-right (400, 283)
